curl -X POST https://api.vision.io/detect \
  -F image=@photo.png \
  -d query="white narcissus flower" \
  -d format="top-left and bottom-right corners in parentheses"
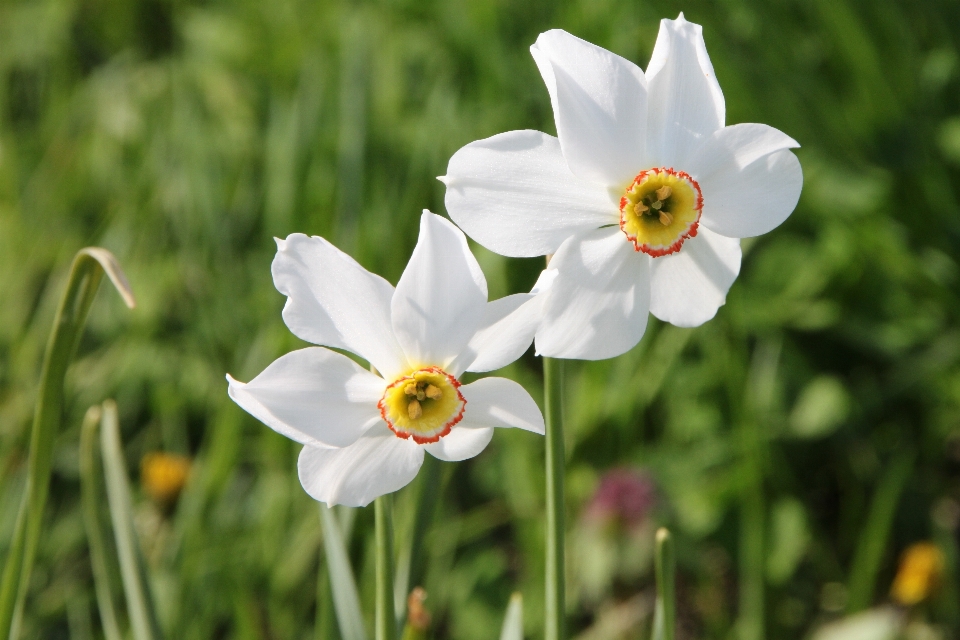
top-left (227, 212), bottom-right (545, 507)
top-left (441, 14), bottom-right (803, 360)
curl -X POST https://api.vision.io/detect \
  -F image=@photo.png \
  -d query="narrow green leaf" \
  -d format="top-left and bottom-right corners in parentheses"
top-left (100, 400), bottom-right (163, 640)
top-left (375, 496), bottom-right (396, 640)
top-left (79, 405), bottom-right (123, 640)
top-left (846, 451), bottom-right (914, 613)
top-left (499, 593), bottom-right (523, 640)
top-left (0, 248), bottom-right (135, 640)
top-left (319, 504), bottom-right (368, 640)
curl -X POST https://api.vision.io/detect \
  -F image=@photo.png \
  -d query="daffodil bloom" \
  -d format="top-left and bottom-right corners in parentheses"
top-left (227, 212), bottom-right (544, 507)
top-left (441, 15), bottom-right (803, 359)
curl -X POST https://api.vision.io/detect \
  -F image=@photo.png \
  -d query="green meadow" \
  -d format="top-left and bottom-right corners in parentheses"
top-left (1, 0), bottom-right (959, 638)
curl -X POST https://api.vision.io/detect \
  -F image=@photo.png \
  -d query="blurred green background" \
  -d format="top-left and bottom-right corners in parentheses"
top-left (2, 0), bottom-right (960, 638)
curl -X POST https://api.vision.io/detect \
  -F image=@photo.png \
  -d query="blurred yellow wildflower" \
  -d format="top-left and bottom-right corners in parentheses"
top-left (140, 452), bottom-right (191, 505)
top-left (890, 542), bottom-right (944, 606)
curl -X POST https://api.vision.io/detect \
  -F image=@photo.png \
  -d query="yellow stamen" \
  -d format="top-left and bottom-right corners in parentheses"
top-left (634, 202), bottom-right (649, 215)
top-left (656, 185), bottom-right (672, 201)
top-left (408, 399), bottom-right (423, 420)
top-left (425, 384), bottom-right (442, 400)
top-left (404, 384), bottom-right (417, 396)
top-left (659, 211), bottom-right (673, 226)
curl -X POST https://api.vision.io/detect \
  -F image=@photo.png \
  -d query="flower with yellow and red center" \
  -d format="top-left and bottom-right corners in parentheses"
top-left (227, 212), bottom-right (545, 507)
top-left (440, 14), bottom-right (803, 360)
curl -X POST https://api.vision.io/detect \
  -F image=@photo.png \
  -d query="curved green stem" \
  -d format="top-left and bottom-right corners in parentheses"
top-left (376, 496), bottom-right (396, 640)
top-left (543, 356), bottom-right (565, 640)
top-left (0, 248), bottom-right (134, 640)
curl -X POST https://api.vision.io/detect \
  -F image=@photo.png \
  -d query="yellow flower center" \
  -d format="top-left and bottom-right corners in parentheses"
top-left (378, 367), bottom-right (465, 443)
top-left (619, 168), bottom-right (702, 257)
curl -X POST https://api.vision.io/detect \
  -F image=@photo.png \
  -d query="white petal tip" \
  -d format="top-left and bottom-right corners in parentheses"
top-left (437, 175), bottom-right (450, 185)
top-left (274, 237), bottom-right (286, 250)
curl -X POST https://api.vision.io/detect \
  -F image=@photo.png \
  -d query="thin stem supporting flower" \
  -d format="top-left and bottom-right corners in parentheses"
top-left (653, 528), bottom-right (676, 640)
top-left (543, 356), bottom-right (565, 640)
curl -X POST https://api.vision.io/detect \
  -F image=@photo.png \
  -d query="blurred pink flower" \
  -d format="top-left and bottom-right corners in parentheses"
top-left (584, 468), bottom-right (657, 529)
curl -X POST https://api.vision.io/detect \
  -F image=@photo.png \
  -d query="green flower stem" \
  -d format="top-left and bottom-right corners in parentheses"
top-left (652, 528), bottom-right (675, 640)
top-left (375, 496), bottom-right (396, 640)
top-left (0, 248), bottom-right (134, 640)
top-left (543, 356), bottom-right (565, 640)
top-left (79, 405), bottom-right (123, 640)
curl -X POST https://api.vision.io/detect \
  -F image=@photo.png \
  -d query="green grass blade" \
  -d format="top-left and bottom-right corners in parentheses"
top-left (100, 400), bottom-right (163, 640)
top-left (79, 405), bottom-right (123, 640)
top-left (394, 455), bottom-right (440, 626)
top-left (846, 451), bottom-right (914, 613)
top-left (375, 496), bottom-right (395, 640)
top-left (499, 593), bottom-right (523, 640)
top-left (0, 248), bottom-right (135, 640)
top-left (319, 503), bottom-right (368, 640)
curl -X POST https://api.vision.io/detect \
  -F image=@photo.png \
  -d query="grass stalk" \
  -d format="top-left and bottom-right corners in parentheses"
top-left (79, 405), bottom-right (123, 640)
top-left (319, 504), bottom-right (367, 640)
top-left (0, 248), bottom-right (134, 640)
top-left (99, 400), bottom-right (163, 640)
top-left (846, 451), bottom-right (914, 612)
top-left (543, 356), bottom-right (566, 640)
top-left (375, 496), bottom-right (396, 640)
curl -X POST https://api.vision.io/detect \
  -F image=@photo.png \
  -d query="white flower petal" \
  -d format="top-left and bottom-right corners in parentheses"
top-left (441, 130), bottom-right (615, 257)
top-left (649, 227), bottom-right (741, 327)
top-left (457, 376), bottom-right (545, 434)
top-left (691, 124), bottom-right (803, 238)
top-left (227, 347), bottom-right (386, 448)
top-left (446, 293), bottom-right (543, 375)
top-left (423, 425), bottom-right (494, 462)
top-left (298, 427), bottom-right (424, 507)
top-left (273, 234), bottom-right (409, 379)
top-left (392, 212), bottom-right (488, 368)
top-left (535, 227), bottom-right (651, 360)
top-left (531, 29), bottom-right (647, 187)
top-left (645, 14), bottom-right (725, 168)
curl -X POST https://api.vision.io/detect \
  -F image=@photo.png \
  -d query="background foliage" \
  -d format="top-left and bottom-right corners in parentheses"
top-left (2, 0), bottom-right (960, 638)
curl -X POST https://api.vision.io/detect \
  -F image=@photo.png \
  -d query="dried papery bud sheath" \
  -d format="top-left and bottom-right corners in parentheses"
top-left (401, 588), bottom-right (431, 640)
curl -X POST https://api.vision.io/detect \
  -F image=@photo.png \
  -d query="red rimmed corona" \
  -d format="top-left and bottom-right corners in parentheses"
top-left (378, 367), bottom-right (466, 443)
top-left (619, 168), bottom-right (702, 257)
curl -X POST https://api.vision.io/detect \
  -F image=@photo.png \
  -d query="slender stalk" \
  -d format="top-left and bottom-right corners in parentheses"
top-left (543, 356), bottom-right (565, 640)
top-left (395, 455), bottom-right (440, 626)
top-left (846, 451), bottom-right (914, 612)
top-left (653, 528), bottom-right (675, 640)
top-left (319, 505), bottom-right (367, 640)
top-left (79, 405), bottom-right (123, 640)
top-left (100, 400), bottom-right (162, 640)
top-left (375, 496), bottom-right (396, 640)
top-left (0, 248), bottom-right (134, 640)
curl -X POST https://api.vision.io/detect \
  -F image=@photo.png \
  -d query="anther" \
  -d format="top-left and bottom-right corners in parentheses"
top-left (634, 202), bottom-right (649, 215)
top-left (656, 185), bottom-right (672, 201)
top-left (408, 399), bottom-right (423, 419)
top-left (425, 384), bottom-right (442, 400)
top-left (659, 211), bottom-right (673, 226)
top-left (404, 384), bottom-right (417, 396)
